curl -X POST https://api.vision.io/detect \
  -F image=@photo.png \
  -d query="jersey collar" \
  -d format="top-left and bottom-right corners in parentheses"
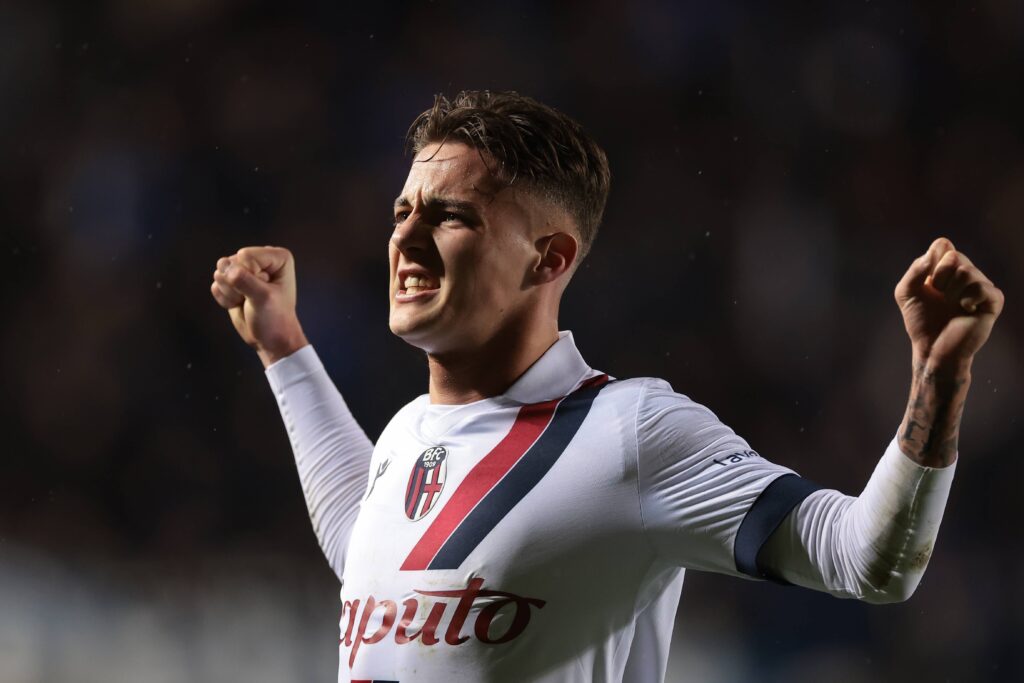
top-left (417, 331), bottom-right (599, 440)
top-left (502, 330), bottom-right (597, 405)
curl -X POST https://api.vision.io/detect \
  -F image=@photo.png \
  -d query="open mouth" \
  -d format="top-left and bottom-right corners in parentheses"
top-left (395, 270), bottom-right (440, 302)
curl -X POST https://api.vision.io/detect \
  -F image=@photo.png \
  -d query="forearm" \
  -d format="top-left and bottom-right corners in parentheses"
top-left (265, 345), bottom-right (375, 579)
top-left (898, 357), bottom-right (971, 468)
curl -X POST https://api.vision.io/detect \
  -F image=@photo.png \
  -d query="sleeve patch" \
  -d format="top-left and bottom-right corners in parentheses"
top-left (712, 450), bottom-right (762, 467)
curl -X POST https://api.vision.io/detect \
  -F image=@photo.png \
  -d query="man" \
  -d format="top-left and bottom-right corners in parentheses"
top-left (210, 91), bottom-right (1003, 682)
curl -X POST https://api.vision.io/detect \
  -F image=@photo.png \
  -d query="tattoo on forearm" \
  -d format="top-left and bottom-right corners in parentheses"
top-left (898, 361), bottom-right (970, 467)
top-left (901, 419), bottom-right (924, 441)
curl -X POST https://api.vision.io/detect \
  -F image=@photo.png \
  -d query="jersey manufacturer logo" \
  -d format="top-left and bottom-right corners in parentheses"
top-left (364, 459), bottom-right (390, 500)
top-left (405, 446), bottom-right (448, 521)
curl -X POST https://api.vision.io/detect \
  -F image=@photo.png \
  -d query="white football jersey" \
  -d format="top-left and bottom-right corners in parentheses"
top-left (264, 331), bottom-right (955, 683)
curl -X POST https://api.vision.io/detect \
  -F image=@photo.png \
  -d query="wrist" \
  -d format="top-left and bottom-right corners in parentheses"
top-left (911, 351), bottom-right (973, 381)
top-left (258, 330), bottom-right (310, 368)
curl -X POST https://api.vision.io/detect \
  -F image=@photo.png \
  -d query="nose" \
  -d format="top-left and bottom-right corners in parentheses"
top-left (391, 209), bottom-right (432, 256)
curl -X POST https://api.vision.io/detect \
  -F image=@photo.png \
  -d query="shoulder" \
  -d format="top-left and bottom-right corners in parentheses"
top-left (377, 393), bottom-right (430, 442)
top-left (604, 376), bottom-right (743, 461)
top-left (395, 393), bottom-right (430, 418)
top-left (598, 376), bottom-right (723, 429)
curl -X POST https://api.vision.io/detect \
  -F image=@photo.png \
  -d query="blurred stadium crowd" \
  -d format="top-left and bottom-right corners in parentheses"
top-left (1, 1), bottom-right (1021, 681)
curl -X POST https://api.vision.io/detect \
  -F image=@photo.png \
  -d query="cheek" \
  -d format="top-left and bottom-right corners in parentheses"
top-left (441, 231), bottom-right (529, 311)
top-left (493, 230), bottom-right (534, 280)
top-left (473, 243), bottom-right (529, 306)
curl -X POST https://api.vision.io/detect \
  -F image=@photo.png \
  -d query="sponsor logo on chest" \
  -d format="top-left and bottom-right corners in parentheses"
top-left (341, 577), bottom-right (545, 668)
top-left (404, 446), bottom-right (447, 521)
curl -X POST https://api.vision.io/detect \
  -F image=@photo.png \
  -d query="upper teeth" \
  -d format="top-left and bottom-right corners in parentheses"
top-left (404, 276), bottom-right (429, 288)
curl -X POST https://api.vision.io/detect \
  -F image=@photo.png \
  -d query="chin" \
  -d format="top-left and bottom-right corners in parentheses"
top-left (391, 314), bottom-right (479, 357)
top-left (390, 313), bottom-right (440, 350)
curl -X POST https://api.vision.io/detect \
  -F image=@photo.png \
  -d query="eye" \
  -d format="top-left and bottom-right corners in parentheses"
top-left (393, 211), bottom-right (410, 227)
top-left (441, 212), bottom-right (464, 224)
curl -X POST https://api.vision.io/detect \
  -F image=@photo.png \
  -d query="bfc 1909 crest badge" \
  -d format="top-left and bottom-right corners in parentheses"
top-left (405, 446), bottom-right (448, 521)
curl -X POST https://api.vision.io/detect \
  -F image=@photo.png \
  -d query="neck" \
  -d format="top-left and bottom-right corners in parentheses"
top-left (427, 321), bottom-right (560, 405)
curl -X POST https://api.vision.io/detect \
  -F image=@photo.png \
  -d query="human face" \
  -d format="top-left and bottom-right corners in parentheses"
top-left (389, 141), bottom-right (542, 355)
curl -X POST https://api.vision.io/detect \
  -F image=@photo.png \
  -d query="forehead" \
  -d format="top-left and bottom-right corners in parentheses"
top-left (399, 141), bottom-right (500, 201)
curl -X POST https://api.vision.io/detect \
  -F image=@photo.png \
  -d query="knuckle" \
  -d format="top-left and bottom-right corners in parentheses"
top-left (237, 247), bottom-right (259, 263)
top-left (269, 245), bottom-right (292, 261)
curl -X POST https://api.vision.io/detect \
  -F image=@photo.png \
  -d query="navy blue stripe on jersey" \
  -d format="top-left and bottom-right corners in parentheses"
top-left (734, 473), bottom-right (822, 583)
top-left (426, 377), bottom-right (610, 570)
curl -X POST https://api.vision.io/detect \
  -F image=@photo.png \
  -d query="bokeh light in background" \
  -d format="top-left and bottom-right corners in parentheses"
top-left (1, 1), bottom-right (1021, 681)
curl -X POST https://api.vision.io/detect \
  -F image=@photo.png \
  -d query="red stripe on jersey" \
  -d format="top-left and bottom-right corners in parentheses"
top-left (574, 374), bottom-right (609, 393)
top-left (400, 397), bottom-right (560, 571)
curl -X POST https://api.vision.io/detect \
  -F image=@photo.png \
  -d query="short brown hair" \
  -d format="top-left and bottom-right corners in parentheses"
top-left (406, 90), bottom-right (611, 260)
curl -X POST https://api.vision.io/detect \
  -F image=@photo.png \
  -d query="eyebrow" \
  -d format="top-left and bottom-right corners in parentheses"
top-left (393, 195), bottom-right (482, 215)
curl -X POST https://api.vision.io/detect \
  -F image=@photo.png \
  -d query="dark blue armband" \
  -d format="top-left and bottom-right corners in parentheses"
top-left (734, 473), bottom-right (823, 584)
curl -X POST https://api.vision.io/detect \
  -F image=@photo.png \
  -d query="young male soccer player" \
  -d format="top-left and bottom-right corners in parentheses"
top-left (210, 91), bottom-right (1004, 682)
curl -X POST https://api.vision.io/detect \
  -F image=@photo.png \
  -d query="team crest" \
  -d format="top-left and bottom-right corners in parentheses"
top-left (405, 446), bottom-right (448, 521)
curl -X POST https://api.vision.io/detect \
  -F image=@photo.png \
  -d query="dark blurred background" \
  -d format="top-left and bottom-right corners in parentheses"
top-left (1, 1), bottom-right (1021, 681)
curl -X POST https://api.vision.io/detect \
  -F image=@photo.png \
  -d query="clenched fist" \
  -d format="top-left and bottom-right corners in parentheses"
top-left (210, 246), bottom-right (308, 367)
top-left (895, 237), bottom-right (1004, 373)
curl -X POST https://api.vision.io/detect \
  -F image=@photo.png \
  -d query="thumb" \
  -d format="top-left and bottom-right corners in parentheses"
top-left (224, 264), bottom-right (271, 303)
top-left (895, 237), bottom-right (954, 303)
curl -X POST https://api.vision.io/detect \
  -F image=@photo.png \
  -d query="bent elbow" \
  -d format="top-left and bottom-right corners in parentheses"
top-left (857, 558), bottom-right (926, 604)
top-left (858, 540), bottom-right (935, 604)
top-left (860, 577), bottom-right (919, 604)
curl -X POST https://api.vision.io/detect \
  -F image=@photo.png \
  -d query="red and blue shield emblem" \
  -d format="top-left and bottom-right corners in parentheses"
top-left (405, 446), bottom-right (448, 521)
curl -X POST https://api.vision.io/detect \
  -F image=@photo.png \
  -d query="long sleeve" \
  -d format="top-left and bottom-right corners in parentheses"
top-left (758, 438), bottom-right (956, 603)
top-left (635, 378), bottom-right (956, 603)
top-left (265, 345), bottom-right (375, 580)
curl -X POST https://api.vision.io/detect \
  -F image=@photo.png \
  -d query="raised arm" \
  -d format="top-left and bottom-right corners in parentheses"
top-left (211, 247), bottom-right (375, 579)
top-left (894, 237), bottom-right (1003, 467)
top-left (637, 238), bottom-right (1003, 603)
top-left (759, 238), bottom-right (1004, 601)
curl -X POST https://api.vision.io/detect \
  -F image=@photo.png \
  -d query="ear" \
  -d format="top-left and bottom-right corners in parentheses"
top-left (532, 232), bottom-right (579, 284)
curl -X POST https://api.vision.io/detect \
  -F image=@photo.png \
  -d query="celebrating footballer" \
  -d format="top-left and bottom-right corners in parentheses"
top-left (210, 91), bottom-right (1004, 683)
